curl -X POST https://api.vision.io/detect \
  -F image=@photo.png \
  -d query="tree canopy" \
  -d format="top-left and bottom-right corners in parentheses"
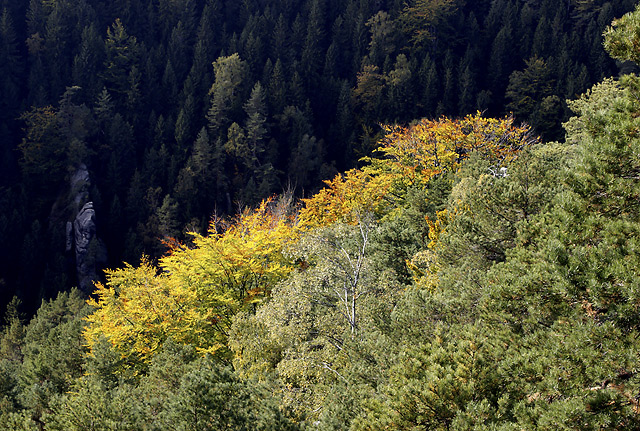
top-left (0, 0), bottom-right (637, 312)
top-left (2, 1), bottom-right (640, 430)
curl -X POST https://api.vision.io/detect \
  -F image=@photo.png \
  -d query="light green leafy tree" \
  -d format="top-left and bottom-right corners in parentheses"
top-left (230, 219), bottom-right (402, 421)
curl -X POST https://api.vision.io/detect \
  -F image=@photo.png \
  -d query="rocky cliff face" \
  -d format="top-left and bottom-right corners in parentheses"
top-left (65, 164), bottom-right (107, 293)
top-left (73, 201), bottom-right (107, 292)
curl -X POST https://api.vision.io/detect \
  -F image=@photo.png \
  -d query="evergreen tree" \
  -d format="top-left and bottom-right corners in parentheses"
top-left (366, 11), bottom-right (397, 66)
top-left (418, 54), bottom-right (439, 115)
top-left (268, 58), bottom-right (287, 115)
top-left (505, 56), bottom-right (559, 138)
top-left (71, 24), bottom-right (105, 101)
top-left (101, 19), bottom-right (140, 106)
top-left (386, 54), bottom-right (413, 120)
top-left (243, 82), bottom-right (268, 168)
top-left (207, 53), bottom-right (248, 134)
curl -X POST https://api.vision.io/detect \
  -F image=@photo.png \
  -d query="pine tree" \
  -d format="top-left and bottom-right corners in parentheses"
top-left (487, 23), bottom-right (514, 102)
top-left (268, 58), bottom-right (287, 115)
top-left (271, 14), bottom-right (290, 62)
top-left (505, 56), bottom-right (555, 136)
top-left (101, 19), bottom-right (140, 105)
top-left (301, 0), bottom-right (326, 87)
top-left (167, 21), bottom-right (192, 84)
top-left (174, 94), bottom-right (195, 149)
top-left (243, 82), bottom-right (268, 167)
top-left (207, 53), bottom-right (248, 134)
top-left (366, 10), bottom-right (397, 66)
top-left (386, 54), bottom-right (413, 120)
top-left (71, 24), bottom-right (105, 101)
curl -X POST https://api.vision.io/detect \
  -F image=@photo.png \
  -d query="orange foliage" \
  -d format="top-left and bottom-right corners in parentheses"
top-left (301, 113), bottom-right (537, 228)
top-left (298, 168), bottom-right (393, 228)
top-left (372, 112), bottom-right (536, 190)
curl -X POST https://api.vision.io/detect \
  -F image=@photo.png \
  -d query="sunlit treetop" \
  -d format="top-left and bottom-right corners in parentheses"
top-left (300, 112), bottom-right (538, 229)
top-left (84, 198), bottom-right (299, 368)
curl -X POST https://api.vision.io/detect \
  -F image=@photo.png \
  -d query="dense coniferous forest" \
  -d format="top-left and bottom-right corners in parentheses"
top-left (2, 0), bottom-right (640, 429)
top-left (0, 0), bottom-right (637, 312)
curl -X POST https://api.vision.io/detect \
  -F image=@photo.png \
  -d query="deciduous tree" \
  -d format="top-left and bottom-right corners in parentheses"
top-left (84, 199), bottom-right (298, 367)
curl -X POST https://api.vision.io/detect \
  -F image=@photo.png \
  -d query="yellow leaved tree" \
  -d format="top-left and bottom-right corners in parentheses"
top-left (298, 168), bottom-right (394, 228)
top-left (371, 113), bottom-right (535, 190)
top-left (299, 113), bottom-right (536, 294)
top-left (300, 113), bottom-right (536, 229)
top-left (84, 199), bottom-right (298, 367)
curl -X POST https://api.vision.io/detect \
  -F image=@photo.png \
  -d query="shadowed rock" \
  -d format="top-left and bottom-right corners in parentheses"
top-left (73, 202), bottom-right (107, 293)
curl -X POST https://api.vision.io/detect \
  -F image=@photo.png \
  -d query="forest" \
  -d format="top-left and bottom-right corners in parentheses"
top-left (2, 0), bottom-right (640, 429)
top-left (0, 0), bottom-right (637, 312)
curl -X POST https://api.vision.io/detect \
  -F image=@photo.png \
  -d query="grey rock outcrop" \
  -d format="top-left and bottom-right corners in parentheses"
top-left (74, 202), bottom-right (97, 256)
top-left (62, 164), bottom-right (107, 294)
top-left (73, 202), bottom-right (107, 293)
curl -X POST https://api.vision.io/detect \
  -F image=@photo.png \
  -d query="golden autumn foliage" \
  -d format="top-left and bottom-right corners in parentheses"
top-left (425, 208), bottom-right (454, 250)
top-left (84, 199), bottom-right (298, 366)
top-left (372, 113), bottom-right (536, 189)
top-left (84, 113), bottom-right (536, 369)
top-left (298, 168), bottom-right (394, 228)
top-left (301, 113), bottom-right (537, 229)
